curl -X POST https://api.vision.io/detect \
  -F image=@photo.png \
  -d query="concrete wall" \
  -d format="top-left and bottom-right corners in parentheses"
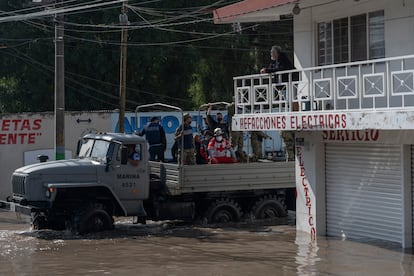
top-left (0, 111), bottom-right (113, 198)
top-left (293, 0), bottom-right (414, 68)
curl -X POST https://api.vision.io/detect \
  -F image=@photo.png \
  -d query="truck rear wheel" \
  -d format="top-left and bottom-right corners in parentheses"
top-left (77, 207), bottom-right (114, 235)
top-left (251, 195), bottom-right (287, 219)
top-left (205, 198), bottom-right (242, 223)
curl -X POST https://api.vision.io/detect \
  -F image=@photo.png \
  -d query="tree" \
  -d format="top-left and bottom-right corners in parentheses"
top-left (0, 1), bottom-right (293, 112)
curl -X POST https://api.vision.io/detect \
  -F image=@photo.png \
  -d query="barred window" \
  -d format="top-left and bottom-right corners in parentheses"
top-left (317, 10), bottom-right (384, 65)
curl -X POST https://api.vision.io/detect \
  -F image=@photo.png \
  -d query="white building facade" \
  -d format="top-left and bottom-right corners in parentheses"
top-left (214, 0), bottom-right (414, 247)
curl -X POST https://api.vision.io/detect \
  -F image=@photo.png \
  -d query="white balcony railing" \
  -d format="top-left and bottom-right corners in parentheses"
top-left (234, 55), bottom-right (414, 115)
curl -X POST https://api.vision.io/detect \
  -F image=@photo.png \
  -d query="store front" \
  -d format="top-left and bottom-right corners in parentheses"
top-left (296, 130), bottom-right (413, 247)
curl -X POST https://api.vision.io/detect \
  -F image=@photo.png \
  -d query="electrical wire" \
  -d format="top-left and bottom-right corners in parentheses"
top-left (62, 23), bottom-right (258, 47)
top-left (1, 44), bottom-right (194, 107)
top-left (64, 70), bottom-right (194, 104)
top-left (0, 0), bottom-right (126, 23)
top-left (0, 48), bottom-right (128, 108)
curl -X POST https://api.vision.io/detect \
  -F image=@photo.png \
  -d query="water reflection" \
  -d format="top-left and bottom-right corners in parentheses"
top-left (0, 212), bottom-right (413, 275)
top-left (295, 230), bottom-right (414, 276)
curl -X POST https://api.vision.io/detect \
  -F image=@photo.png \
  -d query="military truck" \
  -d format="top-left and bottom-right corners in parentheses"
top-left (0, 131), bottom-right (294, 234)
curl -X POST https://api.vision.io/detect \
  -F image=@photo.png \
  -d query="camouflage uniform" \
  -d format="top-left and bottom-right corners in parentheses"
top-left (281, 131), bottom-right (295, 161)
top-left (231, 131), bottom-right (246, 162)
top-left (228, 103), bottom-right (247, 162)
top-left (250, 131), bottom-right (270, 159)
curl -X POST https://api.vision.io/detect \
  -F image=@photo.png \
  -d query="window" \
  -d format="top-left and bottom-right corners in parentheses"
top-left (90, 140), bottom-right (111, 160)
top-left (317, 10), bottom-right (384, 65)
top-left (334, 17), bottom-right (349, 64)
top-left (369, 11), bottom-right (385, 59)
top-left (350, 14), bottom-right (367, 62)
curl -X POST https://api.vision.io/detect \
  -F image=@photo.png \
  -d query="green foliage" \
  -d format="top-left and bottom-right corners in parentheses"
top-left (0, 1), bottom-right (293, 113)
top-left (0, 76), bottom-right (19, 112)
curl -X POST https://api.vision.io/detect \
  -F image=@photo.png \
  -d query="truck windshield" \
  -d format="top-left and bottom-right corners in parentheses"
top-left (90, 140), bottom-right (110, 160)
top-left (78, 139), bottom-right (111, 161)
top-left (78, 139), bottom-right (94, 158)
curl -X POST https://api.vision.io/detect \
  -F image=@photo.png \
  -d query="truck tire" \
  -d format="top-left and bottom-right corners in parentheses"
top-left (77, 207), bottom-right (114, 235)
top-left (251, 195), bottom-right (287, 219)
top-left (205, 198), bottom-right (242, 223)
top-left (32, 213), bottom-right (47, 230)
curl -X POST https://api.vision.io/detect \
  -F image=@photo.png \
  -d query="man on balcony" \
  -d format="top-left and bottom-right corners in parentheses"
top-left (260, 45), bottom-right (294, 76)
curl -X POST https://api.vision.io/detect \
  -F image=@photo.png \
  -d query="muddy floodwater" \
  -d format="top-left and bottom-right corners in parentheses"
top-left (1, 211), bottom-right (414, 275)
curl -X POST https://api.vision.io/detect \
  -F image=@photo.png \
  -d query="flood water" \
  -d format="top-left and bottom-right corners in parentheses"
top-left (1, 211), bottom-right (414, 276)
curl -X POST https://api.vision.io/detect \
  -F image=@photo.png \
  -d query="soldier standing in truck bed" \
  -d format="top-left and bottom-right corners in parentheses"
top-left (250, 131), bottom-right (272, 160)
top-left (174, 113), bottom-right (195, 165)
top-left (227, 102), bottom-right (246, 162)
top-left (281, 131), bottom-right (295, 161)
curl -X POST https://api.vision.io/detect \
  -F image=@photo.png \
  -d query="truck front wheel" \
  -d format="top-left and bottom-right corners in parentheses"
top-left (77, 207), bottom-right (114, 235)
top-left (32, 213), bottom-right (47, 230)
top-left (205, 198), bottom-right (242, 223)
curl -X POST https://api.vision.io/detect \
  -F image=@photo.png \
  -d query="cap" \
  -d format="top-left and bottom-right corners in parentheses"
top-left (214, 128), bottom-right (223, 136)
top-left (203, 129), bottom-right (213, 136)
top-left (150, 116), bottom-right (158, 122)
top-left (183, 113), bottom-right (191, 120)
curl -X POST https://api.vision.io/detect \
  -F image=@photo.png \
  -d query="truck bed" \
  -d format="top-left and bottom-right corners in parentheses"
top-left (149, 161), bottom-right (295, 196)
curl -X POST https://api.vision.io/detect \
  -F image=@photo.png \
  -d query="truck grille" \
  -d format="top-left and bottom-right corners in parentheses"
top-left (12, 175), bottom-right (26, 196)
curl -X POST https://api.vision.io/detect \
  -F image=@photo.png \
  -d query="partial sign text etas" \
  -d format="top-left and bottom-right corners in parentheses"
top-left (0, 118), bottom-right (43, 144)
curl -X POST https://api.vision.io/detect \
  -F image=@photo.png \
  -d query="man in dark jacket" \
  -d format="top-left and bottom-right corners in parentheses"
top-left (260, 45), bottom-right (294, 74)
top-left (139, 116), bottom-right (166, 162)
top-left (260, 45), bottom-right (296, 83)
top-left (206, 103), bottom-right (229, 138)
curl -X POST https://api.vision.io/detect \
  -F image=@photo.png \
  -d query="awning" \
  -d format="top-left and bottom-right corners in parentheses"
top-left (213, 0), bottom-right (296, 24)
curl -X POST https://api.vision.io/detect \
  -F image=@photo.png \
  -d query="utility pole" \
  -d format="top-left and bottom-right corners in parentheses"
top-left (118, 1), bottom-right (128, 133)
top-left (28, 0), bottom-right (125, 158)
top-left (55, 0), bottom-right (65, 160)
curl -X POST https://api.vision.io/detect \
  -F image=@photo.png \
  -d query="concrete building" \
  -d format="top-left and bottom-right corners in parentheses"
top-left (214, 0), bottom-right (414, 247)
top-left (0, 111), bottom-right (113, 198)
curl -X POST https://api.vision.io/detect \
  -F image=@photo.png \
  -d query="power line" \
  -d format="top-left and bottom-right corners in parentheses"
top-left (0, 0), bottom-right (126, 23)
top-left (0, 44), bottom-right (194, 106)
top-left (62, 23), bottom-right (258, 47)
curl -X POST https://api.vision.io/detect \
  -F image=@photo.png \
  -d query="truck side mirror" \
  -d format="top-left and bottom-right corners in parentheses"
top-left (121, 147), bottom-right (128, 165)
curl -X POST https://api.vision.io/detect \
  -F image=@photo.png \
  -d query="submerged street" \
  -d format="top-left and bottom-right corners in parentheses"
top-left (1, 211), bottom-right (413, 275)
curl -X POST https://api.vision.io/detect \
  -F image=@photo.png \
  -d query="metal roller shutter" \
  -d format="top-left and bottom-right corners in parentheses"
top-left (412, 145), bottom-right (414, 247)
top-left (326, 144), bottom-right (403, 244)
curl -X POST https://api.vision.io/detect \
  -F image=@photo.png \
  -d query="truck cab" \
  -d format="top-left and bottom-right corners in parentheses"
top-left (1, 133), bottom-right (149, 234)
top-left (77, 133), bottom-right (149, 212)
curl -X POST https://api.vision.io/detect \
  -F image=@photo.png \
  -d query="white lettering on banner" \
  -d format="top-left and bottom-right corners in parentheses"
top-left (235, 113), bottom-right (347, 131)
top-left (297, 146), bottom-right (316, 241)
top-left (322, 130), bottom-right (379, 142)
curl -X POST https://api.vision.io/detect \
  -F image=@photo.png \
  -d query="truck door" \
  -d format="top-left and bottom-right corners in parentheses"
top-left (107, 142), bottom-right (149, 202)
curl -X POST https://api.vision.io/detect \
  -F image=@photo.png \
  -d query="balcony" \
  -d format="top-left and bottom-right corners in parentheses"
top-left (232, 55), bottom-right (414, 131)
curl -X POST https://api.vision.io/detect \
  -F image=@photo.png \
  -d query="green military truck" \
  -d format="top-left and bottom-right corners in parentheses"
top-left (0, 132), bottom-right (294, 234)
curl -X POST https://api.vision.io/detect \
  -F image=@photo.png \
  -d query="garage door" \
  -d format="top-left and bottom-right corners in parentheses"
top-left (412, 145), bottom-right (414, 247)
top-left (326, 144), bottom-right (403, 244)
